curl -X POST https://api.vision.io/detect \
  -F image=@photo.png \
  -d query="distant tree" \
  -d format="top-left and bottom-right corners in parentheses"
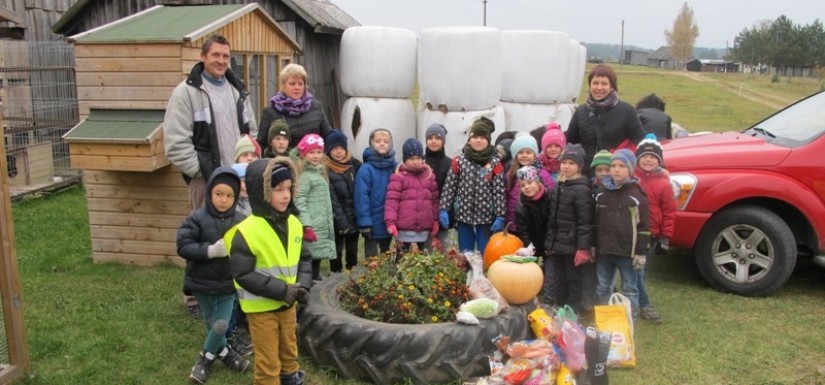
top-left (665, 2), bottom-right (699, 69)
top-left (731, 20), bottom-right (771, 67)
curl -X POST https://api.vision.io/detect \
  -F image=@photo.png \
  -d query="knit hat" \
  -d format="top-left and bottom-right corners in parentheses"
top-left (212, 173), bottom-right (240, 193)
top-left (541, 122), bottom-right (566, 152)
top-left (230, 162), bottom-right (247, 179)
top-left (402, 138), bottom-right (424, 162)
top-left (325, 129), bottom-right (348, 156)
top-left (270, 164), bottom-right (293, 187)
top-left (516, 165), bottom-right (541, 182)
top-left (469, 116), bottom-right (495, 142)
top-left (425, 123), bottom-right (447, 140)
top-left (635, 133), bottom-right (665, 166)
top-left (611, 149), bottom-right (637, 176)
top-left (369, 128), bottom-right (394, 154)
top-left (234, 134), bottom-right (261, 161)
top-left (509, 133), bottom-right (539, 157)
top-left (267, 119), bottom-right (291, 144)
top-left (297, 134), bottom-right (324, 158)
top-left (590, 150), bottom-right (613, 169)
top-left (559, 143), bottom-right (585, 170)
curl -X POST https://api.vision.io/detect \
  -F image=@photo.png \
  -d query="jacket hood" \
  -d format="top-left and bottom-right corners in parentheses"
top-left (205, 166), bottom-right (241, 218)
top-left (362, 147), bottom-right (398, 169)
top-left (245, 157), bottom-right (299, 218)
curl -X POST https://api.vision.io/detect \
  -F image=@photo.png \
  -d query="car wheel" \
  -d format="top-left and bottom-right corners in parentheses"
top-left (695, 205), bottom-right (796, 296)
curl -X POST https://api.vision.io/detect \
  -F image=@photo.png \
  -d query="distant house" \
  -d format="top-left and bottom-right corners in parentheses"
top-left (52, 0), bottom-right (360, 126)
top-left (624, 49), bottom-right (649, 66)
top-left (686, 59), bottom-right (740, 73)
top-left (647, 46), bottom-right (679, 69)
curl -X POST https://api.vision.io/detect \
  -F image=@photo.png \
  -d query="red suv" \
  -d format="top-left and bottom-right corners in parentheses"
top-left (665, 91), bottom-right (825, 296)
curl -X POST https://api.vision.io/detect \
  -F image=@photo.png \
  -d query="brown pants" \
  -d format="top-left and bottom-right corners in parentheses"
top-left (247, 306), bottom-right (300, 385)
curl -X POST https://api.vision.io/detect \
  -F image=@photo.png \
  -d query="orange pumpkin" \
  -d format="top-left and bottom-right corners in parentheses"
top-left (483, 226), bottom-right (523, 270)
top-left (486, 259), bottom-right (544, 305)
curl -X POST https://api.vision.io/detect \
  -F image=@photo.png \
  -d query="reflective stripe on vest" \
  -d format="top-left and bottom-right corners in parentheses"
top-left (225, 214), bottom-right (302, 313)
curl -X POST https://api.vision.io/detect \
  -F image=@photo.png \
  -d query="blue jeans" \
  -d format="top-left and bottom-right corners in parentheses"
top-left (456, 222), bottom-right (492, 253)
top-left (637, 237), bottom-right (657, 308)
top-left (595, 255), bottom-right (639, 319)
top-left (193, 292), bottom-right (236, 354)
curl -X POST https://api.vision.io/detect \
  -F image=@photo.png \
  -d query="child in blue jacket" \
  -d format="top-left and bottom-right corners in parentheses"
top-left (354, 128), bottom-right (397, 258)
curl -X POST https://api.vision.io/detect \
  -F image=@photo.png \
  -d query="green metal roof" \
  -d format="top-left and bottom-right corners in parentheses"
top-left (72, 4), bottom-right (246, 43)
top-left (63, 109), bottom-right (165, 143)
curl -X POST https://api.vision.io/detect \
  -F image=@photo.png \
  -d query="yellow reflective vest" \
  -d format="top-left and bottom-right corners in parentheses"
top-left (225, 214), bottom-right (302, 313)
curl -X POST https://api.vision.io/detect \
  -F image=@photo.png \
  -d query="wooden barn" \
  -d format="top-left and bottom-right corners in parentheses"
top-left (52, 0), bottom-right (360, 126)
top-left (62, 3), bottom-right (300, 265)
top-left (0, 0), bottom-right (71, 40)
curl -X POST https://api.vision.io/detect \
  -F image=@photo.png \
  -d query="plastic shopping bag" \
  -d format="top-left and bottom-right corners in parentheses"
top-left (594, 302), bottom-right (636, 368)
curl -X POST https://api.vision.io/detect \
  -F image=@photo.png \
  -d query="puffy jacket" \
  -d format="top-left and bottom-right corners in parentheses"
top-left (164, 62), bottom-right (257, 181)
top-left (385, 163), bottom-right (439, 232)
top-left (328, 157), bottom-right (362, 233)
top-left (505, 163), bottom-right (553, 232)
top-left (177, 166), bottom-right (246, 295)
top-left (544, 176), bottom-right (594, 256)
top-left (256, 101), bottom-right (331, 150)
top-left (354, 147), bottom-right (397, 239)
top-left (439, 154), bottom-right (506, 225)
top-left (594, 178), bottom-right (650, 257)
top-left (515, 189), bottom-right (551, 257)
top-left (295, 162), bottom-right (336, 260)
top-left (635, 168), bottom-right (676, 239)
top-left (637, 108), bottom-right (672, 140)
top-left (565, 100), bottom-right (646, 168)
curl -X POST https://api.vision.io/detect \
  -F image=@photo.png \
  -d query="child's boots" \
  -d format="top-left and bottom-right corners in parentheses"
top-left (189, 352), bottom-right (214, 384)
top-left (281, 369), bottom-right (305, 385)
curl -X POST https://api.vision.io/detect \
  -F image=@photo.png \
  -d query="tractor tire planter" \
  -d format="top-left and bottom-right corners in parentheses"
top-left (298, 273), bottom-right (534, 385)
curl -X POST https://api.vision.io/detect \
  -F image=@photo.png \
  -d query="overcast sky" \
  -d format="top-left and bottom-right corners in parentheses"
top-left (332, 0), bottom-right (823, 49)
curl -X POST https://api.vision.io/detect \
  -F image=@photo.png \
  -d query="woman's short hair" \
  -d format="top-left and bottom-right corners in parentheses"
top-left (279, 63), bottom-right (307, 87)
top-left (636, 93), bottom-right (666, 111)
top-left (587, 64), bottom-right (618, 92)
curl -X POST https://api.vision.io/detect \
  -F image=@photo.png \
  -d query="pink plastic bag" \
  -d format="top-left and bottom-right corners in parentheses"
top-left (558, 320), bottom-right (586, 372)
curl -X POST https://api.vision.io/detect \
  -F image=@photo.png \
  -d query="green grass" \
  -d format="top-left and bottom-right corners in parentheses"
top-left (12, 70), bottom-right (825, 384)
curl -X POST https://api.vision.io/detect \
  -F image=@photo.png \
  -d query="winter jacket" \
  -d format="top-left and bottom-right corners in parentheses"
top-left (505, 163), bottom-right (554, 232)
top-left (177, 166), bottom-right (246, 295)
top-left (295, 163), bottom-right (336, 260)
top-left (354, 147), bottom-right (398, 239)
top-left (328, 157), bottom-right (362, 233)
top-left (515, 189), bottom-right (551, 257)
top-left (565, 100), bottom-right (646, 168)
top-left (635, 168), bottom-right (676, 239)
top-left (544, 176), bottom-right (594, 256)
top-left (256, 101), bottom-right (331, 150)
top-left (385, 163), bottom-right (439, 232)
top-left (637, 108), bottom-right (672, 141)
top-left (594, 178), bottom-right (650, 258)
top-left (164, 62), bottom-right (257, 181)
top-left (228, 157), bottom-right (313, 300)
top-left (440, 154), bottom-right (506, 225)
top-left (425, 148), bottom-right (452, 192)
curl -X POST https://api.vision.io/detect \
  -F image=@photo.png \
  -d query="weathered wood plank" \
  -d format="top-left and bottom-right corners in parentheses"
top-left (90, 224), bottom-right (177, 242)
top-left (77, 86), bottom-right (175, 102)
top-left (78, 100), bottom-right (168, 119)
top-left (85, 184), bottom-right (188, 201)
top-left (70, 142), bottom-right (152, 157)
top-left (92, 237), bottom-right (177, 256)
top-left (86, 197), bottom-right (191, 216)
top-left (88, 211), bottom-right (187, 229)
top-left (74, 43), bottom-right (181, 58)
top-left (76, 72), bottom-right (183, 88)
top-left (75, 57), bottom-right (180, 72)
top-left (70, 153), bottom-right (170, 172)
top-left (83, 168), bottom-right (186, 188)
top-left (93, 252), bottom-right (185, 267)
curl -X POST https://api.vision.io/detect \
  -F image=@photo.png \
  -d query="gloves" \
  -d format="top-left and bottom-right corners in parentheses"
top-left (206, 239), bottom-right (227, 259)
top-left (360, 227), bottom-right (371, 240)
top-left (282, 284), bottom-right (299, 305)
top-left (294, 285), bottom-right (310, 305)
top-left (490, 216), bottom-right (505, 233)
top-left (574, 249), bottom-right (591, 267)
top-left (430, 221), bottom-right (440, 237)
top-left (657, 238), bottom-right (670, 254)
top-left (439, 209), bottom-right (450, 229)
top-left (387, 224), bottom-right (398, 237)
top-left (632, 254), bottom-right (647, 270)
top-left (303, 227), bottom-right (317, 242)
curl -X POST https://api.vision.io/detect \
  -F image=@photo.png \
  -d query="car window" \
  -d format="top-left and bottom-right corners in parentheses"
top-left (745, 91), bottom-right (825, 147)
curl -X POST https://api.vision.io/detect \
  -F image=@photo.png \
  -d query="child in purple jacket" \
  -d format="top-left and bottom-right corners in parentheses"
top-left (385, 138), bottom-right (440, 253)
top-left (505, 133), bottom-right (554, 232)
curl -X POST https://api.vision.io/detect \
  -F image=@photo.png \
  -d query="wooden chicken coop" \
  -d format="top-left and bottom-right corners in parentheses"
top-left (62, 3), bottom-right (300, 265)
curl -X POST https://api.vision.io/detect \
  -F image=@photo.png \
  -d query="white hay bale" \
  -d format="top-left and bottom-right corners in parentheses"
top-left (339, 26), bottom-right (418, 98)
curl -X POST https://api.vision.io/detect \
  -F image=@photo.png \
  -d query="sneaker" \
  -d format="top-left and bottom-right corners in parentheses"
top-left (189, 352), bottom-right (214, 384)
top-left (281, 370), bottom-right (305, 385)
top-left (640, 305), bottom-right (663, 324)
top-left (220, 346), bottom-right (250, 373)
top-left (187, 305), bottom-right (203, 320)
top-left (228, 341), bottom-right (252, 357)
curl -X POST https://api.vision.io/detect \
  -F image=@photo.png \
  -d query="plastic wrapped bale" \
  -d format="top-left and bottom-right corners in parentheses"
top-left (500, 102), bottom-right (576, 134)
top-left (565, 40), bottom-right (588, 103)
top-left (500, 30), bottom-right (571, 104)
top-left (340, 26), bottom-right (417, 98)
top-left (341, 97), bottom-right (416, 162)
top-left (418, 105), bottom-right (506, 158)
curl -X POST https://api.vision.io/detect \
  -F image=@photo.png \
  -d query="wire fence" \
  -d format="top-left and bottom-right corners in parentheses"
top-left (1, 40), bottom-right (81, 198)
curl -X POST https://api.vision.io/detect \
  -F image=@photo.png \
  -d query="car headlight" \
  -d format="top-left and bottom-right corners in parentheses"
top-left (670, 173), bottom-right (697, 210)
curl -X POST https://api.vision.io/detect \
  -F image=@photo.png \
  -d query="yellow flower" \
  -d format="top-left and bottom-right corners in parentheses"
top-left (444, 300), bottom-right (451, 308)
top-left (408, 285), bottom-right (415, 291)
top-left (361, 304), bottom-right (369, 309)
top-left (432, 316), bottom-right (439, 322)
top-left (438, 272), bottom-right (444, 277)
top-left (427, 298), bottom-right (433, 304)
top-left (397, 294), bottom-right (404, 300)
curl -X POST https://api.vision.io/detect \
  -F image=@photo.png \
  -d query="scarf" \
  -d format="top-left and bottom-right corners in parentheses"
top-left (586, 90), bottom-right (619, 119)
top-left (462, 143), bottom-right (495, 166)
top-left (271, 90), bottom-right (314, 117)
top-left (323, 153), bottom-right (352, 175)
top-left (538, 153), bottom-right (560, 175)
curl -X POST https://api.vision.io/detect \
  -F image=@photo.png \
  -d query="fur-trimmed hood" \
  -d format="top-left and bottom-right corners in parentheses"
top-left (245, 156), bottom-right (299, 218)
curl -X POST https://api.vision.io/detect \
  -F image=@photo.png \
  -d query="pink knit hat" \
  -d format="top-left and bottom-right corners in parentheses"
top-left (297, 134), bottom-right (324, 158)
top-left (541, 122), bottom-right (566, 152)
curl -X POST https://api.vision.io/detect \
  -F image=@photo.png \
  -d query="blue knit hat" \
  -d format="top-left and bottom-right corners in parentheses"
top-left (325, 129), bottom-right (348, 156)
top-left (402, 138), bottom-right (423, 162)
top-left (611, 149), bottom-right (637, 176)
top-left (509, 133), bottom-right (539, 157)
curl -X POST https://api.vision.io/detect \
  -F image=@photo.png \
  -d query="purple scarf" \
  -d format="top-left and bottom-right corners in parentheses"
top-left (271, 91), bottom-right (314, 117)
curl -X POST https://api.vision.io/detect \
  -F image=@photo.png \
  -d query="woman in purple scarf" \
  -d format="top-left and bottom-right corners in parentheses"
top-left (256, 63), bottom-right (331, 152)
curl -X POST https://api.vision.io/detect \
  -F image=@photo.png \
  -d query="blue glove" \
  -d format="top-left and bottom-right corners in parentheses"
top-left (491, 217), bottom-right (505, 233)
top-left (439, 209), bottom-right (450, 229)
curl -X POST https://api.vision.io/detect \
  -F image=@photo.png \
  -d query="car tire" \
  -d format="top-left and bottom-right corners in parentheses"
top-left (298, 273), bottom-right (533, 385)
top-left (695, 205), bottom-right (796, 296)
